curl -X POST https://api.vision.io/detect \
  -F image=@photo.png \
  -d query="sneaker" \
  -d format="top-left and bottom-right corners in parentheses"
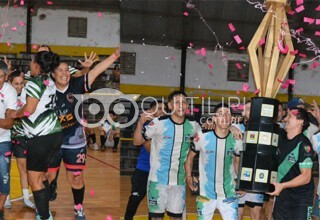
top-left (35, 210), bottom-right (53, 220)
top-left (91, 143), bottom-right (99, 150)
top-left (49, 182), bottom-right (57, 201)
top-left (74, 205), bottom-right (86, 220)
top-left (24, 199), bottom-right (36, 209)
top-left (4, 197), bottom-right (11, 209)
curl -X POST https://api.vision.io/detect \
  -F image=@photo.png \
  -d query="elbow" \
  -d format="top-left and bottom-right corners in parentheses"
top-left (133, 139), bottom-right (143, 146)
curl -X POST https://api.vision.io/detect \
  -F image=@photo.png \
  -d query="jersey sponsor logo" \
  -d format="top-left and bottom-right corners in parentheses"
top-left (194, 133), bottom-right (200, 142)
top-left (66, 93), bottom-right (75, 103)
top-left (162, 135), bottom-right (172, 139)
top-left (148, 197), bottom-right (157, 206)
top-left (227, 148), bottom-right (235, 156)
top-left (184, 133), bottom-right (193, 142)
top-left (287, 152), bottom-right (296, 163)
top-left (205, 150), bottom-right (214, 154)
top-left (148, 122), bottom-right (154, 126)
top-left (304, 146), bottom-right (311, 153)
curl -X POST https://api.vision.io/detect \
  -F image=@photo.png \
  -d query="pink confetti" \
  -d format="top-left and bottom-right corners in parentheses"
top-left (196, 48), bottom-right (207, 56)
top-left (287, 10), bottom-right (295, 15)
top-left (185, 109), bottom-right (191, 115)
top-left (193, 108), bottom-right (199, 113)
top-left (32, 44), bottom-right (38, 50)
top-left (296, 27), bottom-right (304, 33)
top-left (200, 93), bottom-right (206, 98)
top-left (290, 50), bottom-right (298, 55)
top-left (291, 63), bottom-right (298, 69)
top-left (17, 141), bottom-right (20, 145)
top-left (23, 111), bottom-right (30, 117)
top-left (6, 42), bottom-right (11, 47)
top-left (189, 42), bottom-right (193, 47)
top-left (304, 17), bottom-right (315, 25)
top-left (259, 38), bottom-right (265, 46)
top-left (234, 35), bottom-right (242, 44)
top-left (30, 8), bottom-right (34, 13)
top-left (98, 12), bottom-right (103, 18)
top-left (23, 150), bottom-right (27, 155)
top-left (296, 0), bottom-right (303, 6)
top-left (239, 46), bottom-right (245, 50)
top-left (17, 100), bottom-right (23, 107)
top-left (237, 104), bottom-right (244, 110)
top-left (20, 0), bottom-right (24, 5)
top-left (228, 23), bottom-right (236, 32)
top-left (311, 62), bottom-right (320, 69)
top-left (299, 53), bottom-right (307, 58)
top-left (315, 31), bottom-right (320, 36)
top-left (235, 63), bottom-right (242, 70)
top-left (43, 79), bottom-right (50, 86)
top-left (73, 171), bottom-right (81, 176)
top-left (171, 55), bottom-right (174, 61)
top-left (236, 91), bottom-right (240, 95)
top-left (316, 4), bottom-right (320, 11)
top-left (242, 83), bottom-right (249, 93)
top-left (75, 204), bottom-right (82, 210)
top-left (47, 1), bottom-right (53, 5)
top-left (18, 21), bottom-right (24, 27)
top-left (11, 26), bottom-right (17, 32)
top-left (279, 45), bottom-right (289, 54)
top-left (277, 79), bottom-right (284, 83)
top-left (183, 12), bottom-right (189, 16)
top-left (254, 89), bottom-right (260, 95)
top-left (13, 4), bottom-right (18, 8)
top-left (295, 5), bottom-right (305, 13)
top-left (316, 19), bottom-right (320, 25)
top-left (11, 140), bottom-right (15, 144)
top-left (241, 74), bottom-right (247, 79)
top-left (89, 189), bottom-right (95, 196)
top-left (1, 94), bottom-right (4, 98)
top-left (288, 79), bottom-right (295, 85)
top-left (208, 64), bottom-right (213, 69)
top-left (106, 215), bottom-right (112, 220)
top-left (5, 152), bottom-right (11, 157)
top-left (281, 82), bottom-right (289, 89)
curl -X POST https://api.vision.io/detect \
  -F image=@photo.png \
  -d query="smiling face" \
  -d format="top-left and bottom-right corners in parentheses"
top-left (11, 75), bottom-right (24, 95)
top-left (214, 106), bottom-right (232, 129)
top-left (52, 62), bottom-right (70, 89)
top-left (284, 109), bottom-right (303, 132)
top-left (168, 94), bottom-right (188, 119)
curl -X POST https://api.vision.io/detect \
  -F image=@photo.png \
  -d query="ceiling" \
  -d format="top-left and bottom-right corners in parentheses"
top-left (121, 0), bottom-right (320, 57)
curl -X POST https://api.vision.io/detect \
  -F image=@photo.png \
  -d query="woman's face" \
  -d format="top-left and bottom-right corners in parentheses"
top-left (30, 56), bottom-right (40, 76)
top-left (11, 76), bottom-right (24, 95)
top-left (53, 62), bottom-right (70, 89)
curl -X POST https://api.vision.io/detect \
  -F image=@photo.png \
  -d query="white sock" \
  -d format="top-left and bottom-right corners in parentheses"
top-left (5, 195), bottom-right (10, 202)
top-left (22, 188), bottom-right (30, 201)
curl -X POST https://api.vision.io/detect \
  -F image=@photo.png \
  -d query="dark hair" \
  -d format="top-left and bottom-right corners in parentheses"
top-left (39, 44), bottom-right (52, 52)
top-left (0, 60), bottom-right (8, 74)
top-left (168, 91), bottom-right (187, 102)
top-left (9, 70), bottom-right (23, 82)
top-left (149, 100), bottom-right (163, 110)
top-left (290, 107), bottom-right (310, 131)
top-left (214, 103), bottom-right (231, 114)
top-left (109, 110), bottom-right (116, 116)
top-left (34, 51), bottom-right (60, 74)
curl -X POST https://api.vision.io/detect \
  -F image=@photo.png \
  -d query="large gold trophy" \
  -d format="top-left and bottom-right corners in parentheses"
top-left (237, 0), bottom-right (295, 192)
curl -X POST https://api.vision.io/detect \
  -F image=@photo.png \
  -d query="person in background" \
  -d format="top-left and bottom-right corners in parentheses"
top-left (0, 61), bottom-right (17, 220)
top-left (268, 108), bottom-right (314, 220)
top-left (112, 64), bottom-right (120, 82)
top-left (124, 100), bottom-right (166, 220)
top-left (5, 71), bottom-right (35, 209)
top-left (100, 110), bottom-right (120, 151)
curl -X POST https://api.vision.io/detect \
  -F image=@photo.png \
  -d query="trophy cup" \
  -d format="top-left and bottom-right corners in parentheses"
top-left (237, 0), bottom-right (295, 192)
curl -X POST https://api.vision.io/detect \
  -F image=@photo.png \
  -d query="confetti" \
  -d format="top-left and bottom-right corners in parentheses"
top-left (200, 93), bottom-right (206, 98)
top-left (311, 62), bottom-right (320, 69)
top-left (296, 0), bottom-right (303, 5)
top-left (281, 82), bottom-right (289, 89)
top-left (242, 83), bottom-right (249, 92)
top-left (32, 44), bottom-right (38, 50)
top-left (239, 46), bottom-right (245, 50)
top-left (237, 104), bottom-right (244, 110)
top-left (279, 45), bottom-right (289, 54)
top-left (11, 27), bottom-right (17, 32)
top-left (11, 140), bottom-right (15, 144)
top-left (189, 42), bottom-right (193, 47)
top-left (303, 17), bottom-right (314, 25)
top-left (298, 53), bottom-right (307, 58)
top-left (208, 64), bottom-right (213, 69)
top-left (43, 79), bottom-right (50, 86)
top-left (1, 94), bottom-right (4, 98)
top-left (185, 109), bottom-right (191, 115)
top-left (75, 204), bottom-right (82, 210)
top-left (183, 12), bottom-right (189, 16)
top-left (98, 12), bottom-right (103, 18)
top-left (287, 10), bottom-right (295, 15)
top-left (296, 27), bottom-right (304, 33)
top-left (6, 42), bottom-right (11, 47)
top-left (228, 23), bottom-right (236, 32)
top-left (30, 8), bottom-right (34, 13)
top-left (20, 0), bottom-right (24, 5)
top-left (5, 152), bottom-right (11, 157)
top-left (259, 38), bottom-right (265, 46)
top-left (24, 111), bottom-right (30, 117)
top-left (193, 108), bottom-right (199, 113)
top-left (316, 19), bottom-right (320, 25)
top-left (47, 1), bottom-right (53, 5)
top-left (196, 48), bottom-right (207, 56)
top-left (106, 215), bottom-right (112, 220)
top-left (295, 5), bottom-right (305, 13)
top-left (254, 89), bottom-right (260, 95)
top-left (290, 50), bottom-right (298, 55)
top-left (236, 91), bottom-right (240, 95)
top-left (291, 63), bottom-right (298, 69)
top-left (316, 4), bottom-right (320, 11)
top-left (17, 141), bottom-right (20, 145)
top-left (89, 189), bottom-right (95, 196)
top-left (315, 31), bottom-right (320, 37)
top-left (277, 79), bottom-right (284, 83)
top-left (171, 55), bottom-right (174, 61)
top-left (23, 150), bottom-right (27, 155)
top-left (235, 63), bottom-right (242, 70)
top-left (288, 79), bottom-right (295, 85)
top-left (18, 21), bottom-right (24, 27)
top-left (234, 35), bottom-right (242, 44)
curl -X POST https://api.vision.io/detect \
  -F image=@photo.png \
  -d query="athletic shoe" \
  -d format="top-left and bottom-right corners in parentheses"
top-left (74, 205), bottom-right (86, 220)
top-left (24, 199), bottom-right (36, 209)
top-left (90, 143), bottom-right (99, 150)
top-left (49, 182), bottom-right (57, 201)
top-left (35, 210), bottom-right (53, 220)
top-left (4, 196), bottom-right (11, 209)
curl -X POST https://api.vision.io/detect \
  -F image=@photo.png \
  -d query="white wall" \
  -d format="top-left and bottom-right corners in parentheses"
top-left (121, 43), bottom-right (181, 87)
top-left (293, 63), bottom-right (320, 96)
top-left (0, 6), bottom-right (119, 46)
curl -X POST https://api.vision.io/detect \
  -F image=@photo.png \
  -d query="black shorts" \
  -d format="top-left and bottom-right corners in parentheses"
top-left (12, 137), bottom-right (27, 159)
top-left (273, 198), bottom-right (313, 220)
top-left (26, 132), bottom-right (63, 172)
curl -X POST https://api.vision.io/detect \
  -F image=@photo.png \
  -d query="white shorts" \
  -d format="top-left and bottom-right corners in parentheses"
top-left (147, 181), bottom-right (186, 218)
top-left (196, 196), bottom-right (238, 220)
top-left (238, 192), bottom-right (264, 208)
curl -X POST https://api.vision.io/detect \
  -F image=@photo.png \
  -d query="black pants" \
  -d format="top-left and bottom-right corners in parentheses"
top-left (124, 169), bottom-right (149, 220)
top-left (273, 197), bottom-right (313, 220)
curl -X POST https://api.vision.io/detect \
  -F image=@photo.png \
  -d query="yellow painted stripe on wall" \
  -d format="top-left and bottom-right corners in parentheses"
top-left (0, 43), bottom-right (116, 57)
top-left (120, 84), bottom-right (320, 104)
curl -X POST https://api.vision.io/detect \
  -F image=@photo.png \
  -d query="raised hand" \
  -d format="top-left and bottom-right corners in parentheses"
top-left (78, 52), bottom-right (99, 69)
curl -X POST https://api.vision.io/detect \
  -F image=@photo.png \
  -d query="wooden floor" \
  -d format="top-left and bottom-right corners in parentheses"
top-left (5, 147), bottom-right (119, 220)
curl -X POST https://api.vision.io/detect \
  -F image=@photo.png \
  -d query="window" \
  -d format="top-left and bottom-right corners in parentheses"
top-left (120, 52), bottom-right (136, 75)
top-left (227, 60), bottom-right (249, 82)
top-left (68, 17), bottom-right (87, 38)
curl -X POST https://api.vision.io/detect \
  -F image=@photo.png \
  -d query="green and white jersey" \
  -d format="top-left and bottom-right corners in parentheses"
top-left (69, 66), bottom-right (78, 75)
top-left (143, 115), bottom-right (201, 185)
top-left (11, 93), bottom-right (25, 138)
top-left (193, 130), bottom-right (242, 199)
top-left (21, 75), bottom-right (61, 138)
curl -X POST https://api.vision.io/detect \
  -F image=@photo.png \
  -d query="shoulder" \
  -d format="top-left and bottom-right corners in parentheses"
top-left (158, 115), bottom-right (170, 121)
